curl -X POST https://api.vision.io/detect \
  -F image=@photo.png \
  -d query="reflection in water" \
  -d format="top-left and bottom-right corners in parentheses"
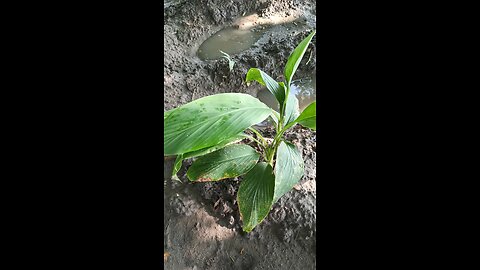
top-left (256, 77), bottom-right (316, 112)
top-left (255, 77), bottom-right (316, 128)
top-left (197, 27), bottom-right (265, 60)
top-left (290, 77), bottom-right (316, 111)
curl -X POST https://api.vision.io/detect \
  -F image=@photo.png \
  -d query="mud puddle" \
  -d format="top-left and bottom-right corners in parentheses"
top-left (197, 27), bottom-right (266, 60)
top-left (291, 77), bottom-right (316, 111)
top-left (197, 13), bottom-right (311, 60)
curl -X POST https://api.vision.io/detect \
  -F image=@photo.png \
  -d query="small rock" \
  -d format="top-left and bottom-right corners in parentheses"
top-left (164, 251), bottom-right (170, 263)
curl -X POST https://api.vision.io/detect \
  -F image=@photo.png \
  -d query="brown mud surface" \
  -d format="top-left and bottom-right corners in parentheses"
top-left (164, 0), bottom-right (317, 269)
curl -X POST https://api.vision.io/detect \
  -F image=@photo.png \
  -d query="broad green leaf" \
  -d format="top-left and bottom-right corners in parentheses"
top-left (164, 93), bottom-right (271, 155)
top-left (283, 91), bottom-right (300, 126)
top-left (273, 141), bottom-right (304, 203)
top-left (283, 101), bottom-right (316, 130)
top-left (296, 101), bottom-right (316, 130)
top-left (238, 162), bottom-right (275, 232)
top-left (171, 134), bottom-right (247, 177)
top-left (284, 30), bottom-right (316, 86)
top-left (187, 144), bottom-right (260, 182)
top-left (246, 68), bottom-right (285, 106)
top-left (172, 154), bottom-right (183, 177)
top-left (164, 109), bottom-right (176, 121)
top-left (183, 133), bottom-right (247, 160)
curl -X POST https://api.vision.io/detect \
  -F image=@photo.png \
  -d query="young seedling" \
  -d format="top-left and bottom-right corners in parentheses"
top-left (164, 30), bottom-right (316, 232)
top-left (219, 50), bottom-right (236, 72)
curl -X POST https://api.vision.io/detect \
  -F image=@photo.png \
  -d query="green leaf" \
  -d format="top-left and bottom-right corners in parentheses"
top-left (183, 133), bottom-right (247, 160)
top-left (164, 109), bottom-right (176, 121)
top-left (283, 101), bottom-right (316, 130)
top-left (172, 154), bottom-right (183, 177)
top-left (164, 93), bottom-right (271, 155)
top-left (187, 144), bottom-right (260, 182)
top-left (295, 101), bottom-right (316, 130)
top-left (246, 68), bottom-right (285, 106)
top-left (283, 91), bottom-right (300, 126)
top-left (238, 162), bottom-right (275, 232)
top-left (171, 134), bottom-right (247, 178)
top-left (284, 30), bottom-right (316, 86)
top-left (273, 141), bottom-right (304, 203)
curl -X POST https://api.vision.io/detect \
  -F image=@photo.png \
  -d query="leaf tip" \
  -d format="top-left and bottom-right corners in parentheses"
top-left (242, 225), bottom-right (253, 233)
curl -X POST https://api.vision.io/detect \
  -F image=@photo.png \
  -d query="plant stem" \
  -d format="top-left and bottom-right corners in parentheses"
top-left (279, 83), bottom-right (290, 131)
top-left (267, 132), bottom-right (284, 165)
top-left (266, 117), bottom-right (293, 165)
top-left (248, 127), bottom-right (267, 147)
top-left (271, 111), bottom-right (281, 132)
top-left (245, 135), bottom-right (265, 150)
top-left (271, 110), bottom-right (280, 121)
top-left (267, 148), bottom-right (275, 166)
top-left (266, 83), bottom-right (292, 166)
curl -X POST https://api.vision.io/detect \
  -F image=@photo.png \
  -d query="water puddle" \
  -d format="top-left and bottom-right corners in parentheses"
top-left (197, 27), bottom-right (265, 60)
top-left (196, 11), bottom-right (313, 61)
top-left (290, 77), bottom-right (316, 111)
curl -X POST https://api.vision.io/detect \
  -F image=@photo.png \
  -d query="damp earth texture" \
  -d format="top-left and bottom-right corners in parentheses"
top-left (164, 0), bottom-right (317, 269)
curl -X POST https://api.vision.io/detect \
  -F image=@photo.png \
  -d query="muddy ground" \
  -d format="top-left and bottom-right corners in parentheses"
top-left (164, 0), bottom-right (317, 269)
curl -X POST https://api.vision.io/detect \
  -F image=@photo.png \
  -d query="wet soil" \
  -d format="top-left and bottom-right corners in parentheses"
top-left (164, 0), bottom-right (316, 269)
